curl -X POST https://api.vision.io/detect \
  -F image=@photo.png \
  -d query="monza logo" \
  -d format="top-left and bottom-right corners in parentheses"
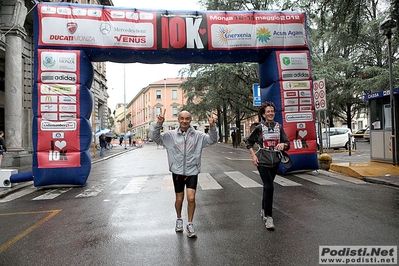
top-left (67, 22), bottom-right (78, 34)
top-left (42, 55), bottom-right (56, 68)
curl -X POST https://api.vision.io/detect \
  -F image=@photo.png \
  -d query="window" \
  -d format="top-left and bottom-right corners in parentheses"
top-left (156, 107), bottom-right (161, 116)
top-left (156, 90), bottom-right (162, 100)
top-left (370, 98), bottom-right (389, 130)
top-left (172, 106), bottom-right (178, 117)
top-left (172, 90), bottom-right (178, 100)
top-left (384, 104), bottom-right (392, 129)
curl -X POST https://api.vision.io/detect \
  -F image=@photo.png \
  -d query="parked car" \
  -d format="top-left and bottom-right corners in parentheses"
top-left (318, 127), bottom-right (356, 150)
top-left (353, 127), bottom-right (369, 139)
top-left (363, 128), bottom-right (370, 142)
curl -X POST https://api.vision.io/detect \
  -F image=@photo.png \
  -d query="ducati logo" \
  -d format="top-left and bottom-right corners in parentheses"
top-left (67, 22), bottom-right (78, 34)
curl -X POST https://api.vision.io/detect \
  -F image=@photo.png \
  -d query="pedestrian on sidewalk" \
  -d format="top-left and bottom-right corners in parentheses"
top-left (245, 101), bottom-right (290, 230)
top-left (231, 130), bottom-right (238, 148)
top-left (0, 131), bottom-right (7, 169)
top-left (119, 135), bottom-right (123, 146)
top-left (99, 133), bottom-right (107, 157)
top-left (150, 109), bottom-right (218, 238)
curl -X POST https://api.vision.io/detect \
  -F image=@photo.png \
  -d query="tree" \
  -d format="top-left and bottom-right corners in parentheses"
top-left (180, 63), bottom-right (258, 142)
top-left (191, 0), bottom-right (398, 131)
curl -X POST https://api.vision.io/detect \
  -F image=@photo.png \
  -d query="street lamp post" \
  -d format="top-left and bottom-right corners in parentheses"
top-left (380, 18), bottom-right (397, 165)
top-left (124, 64), bottom-right (127, 150)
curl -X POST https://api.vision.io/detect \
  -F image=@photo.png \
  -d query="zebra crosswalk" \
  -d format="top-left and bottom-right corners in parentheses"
top-left (0, 171), bottom-right (367, 203)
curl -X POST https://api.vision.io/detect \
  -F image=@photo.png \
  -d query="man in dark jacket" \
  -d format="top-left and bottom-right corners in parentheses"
top-left (99, 133), bottom-right (107, 157)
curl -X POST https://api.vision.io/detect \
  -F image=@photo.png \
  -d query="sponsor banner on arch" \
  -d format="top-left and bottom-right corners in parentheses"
top-left (35, 49), bottom-right (82, 168)
top-left (37, 3), bottom-right (308, 51)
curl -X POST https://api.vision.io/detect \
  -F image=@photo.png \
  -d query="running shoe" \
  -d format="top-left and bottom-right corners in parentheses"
top-left (260, 209), bottom-right (266, 221)
top-left (186, 224), bottom-right (197, 238)
top-left (175, 218), bottom-right (183, 232)
top-left (265, 216), bottom-right (275, 230)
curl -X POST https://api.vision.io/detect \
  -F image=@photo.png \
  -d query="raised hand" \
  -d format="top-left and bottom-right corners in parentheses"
top-left (157, 108), bottom-right (166, 125)
top-left (207, 112), bottom-right (216, 128)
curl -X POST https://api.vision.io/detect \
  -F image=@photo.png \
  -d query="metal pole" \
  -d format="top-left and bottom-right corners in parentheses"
top-left (124, 64), bottom-right (127, 150)
top-left (318, 112), bottom-right (323, 153)
top-left (387, 33), bottom-right (396, 165)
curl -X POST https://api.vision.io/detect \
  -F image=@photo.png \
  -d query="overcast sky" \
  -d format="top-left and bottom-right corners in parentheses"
top-left (106, 0), bottom-right (204, 112)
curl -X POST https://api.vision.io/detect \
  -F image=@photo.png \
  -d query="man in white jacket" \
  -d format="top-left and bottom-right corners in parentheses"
top-left (150, 109), bottom-right (218, 238)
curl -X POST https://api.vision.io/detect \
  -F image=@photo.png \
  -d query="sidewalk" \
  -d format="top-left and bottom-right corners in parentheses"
top-left (90, 143), bottom-right (135, 164)
top-left (321, 148), bottom-right (399, 188)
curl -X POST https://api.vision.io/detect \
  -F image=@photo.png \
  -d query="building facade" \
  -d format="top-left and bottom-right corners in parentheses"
top-left (0, 0), bottom-right (113, 168)
top-left (114, 78), bottom-right (209, 139)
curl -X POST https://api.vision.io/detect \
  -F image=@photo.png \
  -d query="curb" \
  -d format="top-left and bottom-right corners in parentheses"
top-left (362, 176), bottom-right (399, 188)
top-left (0, 181), bottom-right (34, 199)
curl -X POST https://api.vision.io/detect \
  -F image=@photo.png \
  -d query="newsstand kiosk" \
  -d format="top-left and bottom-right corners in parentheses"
top-left (363, 88), bottom-right (399, 164)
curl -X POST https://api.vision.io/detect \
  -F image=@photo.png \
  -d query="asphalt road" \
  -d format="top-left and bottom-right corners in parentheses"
top-left (0, 142), bottom-right (397, 266)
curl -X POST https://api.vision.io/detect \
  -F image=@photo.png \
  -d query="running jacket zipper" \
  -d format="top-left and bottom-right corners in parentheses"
top-left (183, 132), bottom-right (187, 175)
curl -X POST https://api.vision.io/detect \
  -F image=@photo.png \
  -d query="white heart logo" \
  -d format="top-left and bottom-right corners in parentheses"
top-left (298, 130), bottom-right (308, 139)
top-left (55, 140), bottom-right (67, 150)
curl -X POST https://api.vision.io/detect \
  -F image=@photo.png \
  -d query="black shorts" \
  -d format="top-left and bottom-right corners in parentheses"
top-left (172, 173), bottom-right (198, 193)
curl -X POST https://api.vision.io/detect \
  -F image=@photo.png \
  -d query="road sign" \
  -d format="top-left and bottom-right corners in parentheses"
top-left (253, 83), bottom-right (261, 106)
top-left (313, 79), bottom-right (327, 111)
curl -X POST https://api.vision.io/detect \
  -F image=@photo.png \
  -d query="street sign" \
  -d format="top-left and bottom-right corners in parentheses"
top-left (253, 83), bottom-right (261, 106)
top-left (313, 79), bottom-right (327, 111)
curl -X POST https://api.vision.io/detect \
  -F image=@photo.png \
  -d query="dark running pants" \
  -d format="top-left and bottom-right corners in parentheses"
top-left (257, 165), bottom-right (278, 217)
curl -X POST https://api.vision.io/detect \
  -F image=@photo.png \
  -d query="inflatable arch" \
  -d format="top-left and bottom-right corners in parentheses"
top-left (12, 2), bottom-right (319, 186)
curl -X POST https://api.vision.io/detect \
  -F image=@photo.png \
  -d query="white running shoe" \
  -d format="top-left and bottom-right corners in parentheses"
top-left (260, 209), bottom-right (266, 221)
top-left (186, 224), bottom-right (197, 238)
top-left (175, 218), bottom-right (183, 232)
top-left (265, 216), bottom-right (275, 230)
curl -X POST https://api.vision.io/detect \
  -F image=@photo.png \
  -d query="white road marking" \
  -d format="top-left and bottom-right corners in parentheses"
top-left (225, 171), bottom-right (262, 188)
top-left (293, 173), bottom-right (337, 185)
top-left (0, 185), bottom-right (37, 203)
top-left (198, 173), bottom-right (222, 190)
top-left (224, 157), bottom-right (252, 161)
top-left (252, 171), bottom-right (302, 187)
top-left (75, 179), bottom-right (117, 198)
top-left (119, 176), bottom-right (148, 194)
top-left (32, 187), bottom-right (72, 200)
top-left (275, 175), bottom-right (302, 186)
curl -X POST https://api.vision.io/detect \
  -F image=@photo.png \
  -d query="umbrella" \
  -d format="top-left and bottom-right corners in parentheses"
top-left (230, 126), bottom-right (239, 131)
top-left (95, 128), bottom-right (110, 136)
top-left (105, 132), bottom-right (115, 137)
